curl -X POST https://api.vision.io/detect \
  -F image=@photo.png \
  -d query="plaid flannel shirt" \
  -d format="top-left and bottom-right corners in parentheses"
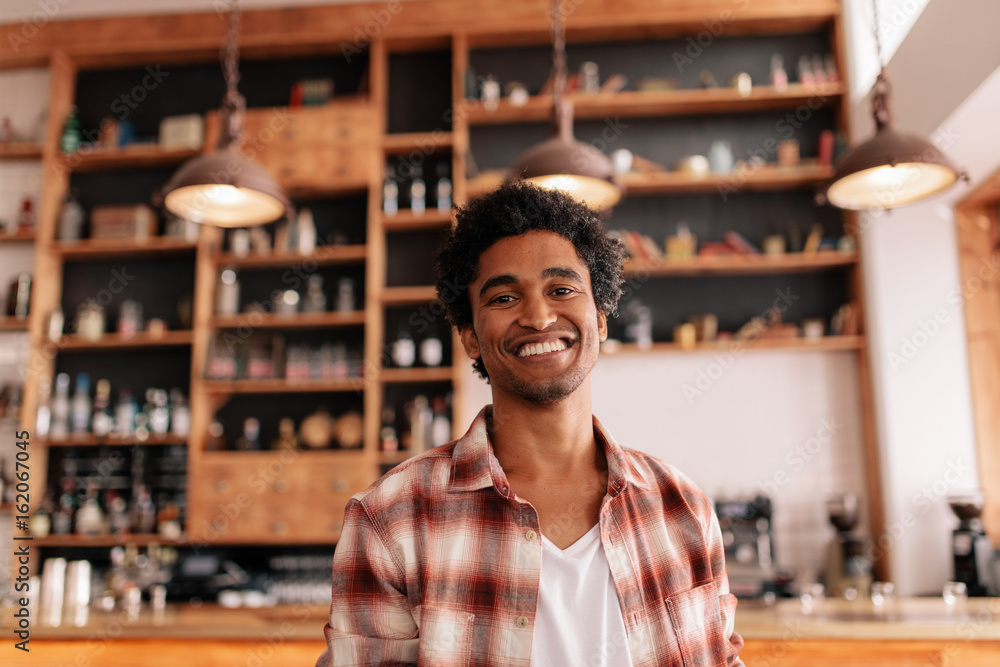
top-left (319, 406), bottom-right (744, 666)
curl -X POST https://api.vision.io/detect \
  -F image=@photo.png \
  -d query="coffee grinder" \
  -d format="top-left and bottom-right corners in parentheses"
top-left (948, 493), bottom-right (995, 596)
top-left (824, 493), bottom-right (872, 598)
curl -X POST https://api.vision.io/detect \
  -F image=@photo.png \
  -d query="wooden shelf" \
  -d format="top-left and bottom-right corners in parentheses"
top-left (379, 366), bottom-right (453, 383)
top-left (58, 145), bottom-right (201, 172)
top-left (202, 378), bottom-right (362, 394)
top-left (620, 163), bottom-right (834, 196)
top-left (201, 449), bottom-right (366, 464)
top-left (56, 330), bottom-right (193, 350)
top-left (40, 434), bottom-right (188, 447)
top-left (0, 142), bottom-right (43, 160)
top-left (212, 245), bottom-right (366, 268)
top-left (0, 316), bottom-right (29, 331)
top-left (30, 534), bottom-right (188, 547)
top-left (465, 83), bottom-right (846, 125)
top-left (466, 163), bottom-right (833, 200)
top-left (381, 285), bottom-right (438, 306)
top-left (0, 231), bottom-right (36, 243)
top-left (383, 132), bottom-right (453, 153)
top-left (51, 237), bottom-right (198, 260)
top-left (211, 311), bottom-right (365, 330)
top-left (624, 251), bottom-right (857, 277)
top-left (382, 210), bottom-right (453, 231)
top-left (602, 336), bottom-right (864, 355)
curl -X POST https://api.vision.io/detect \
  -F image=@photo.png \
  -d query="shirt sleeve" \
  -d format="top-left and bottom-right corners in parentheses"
top-left (317, 497), bottom-right (419, 667)
top-left (707, 507), bottom-right (745, 667)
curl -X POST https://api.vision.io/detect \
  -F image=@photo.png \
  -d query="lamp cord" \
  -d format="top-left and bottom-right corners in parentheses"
top-left (550, 0), bottom-right (571, 137)
top-left (219, 0), bottom-right (246, 148)
top-left (869, 0), bottom-right (892, 128)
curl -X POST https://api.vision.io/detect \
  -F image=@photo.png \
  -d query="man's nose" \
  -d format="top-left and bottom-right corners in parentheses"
top-left (518, 294), bottom-right (558, 330)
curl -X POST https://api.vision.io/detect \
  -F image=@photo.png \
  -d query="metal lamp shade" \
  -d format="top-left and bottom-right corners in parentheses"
top-left (825, 125), bottom-right (961, 211)
top-left (161, 145), bottom-right (292, 227)
top-left (510, 136), bottom-right (621, 211)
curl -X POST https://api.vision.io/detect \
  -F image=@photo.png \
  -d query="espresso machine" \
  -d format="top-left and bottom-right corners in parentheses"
top-left (715, 495), bottom-right (791, 598)
top-left (824, 493), bottom-right (872, 598)
top-left (948, 494), bottom-right (996, 597)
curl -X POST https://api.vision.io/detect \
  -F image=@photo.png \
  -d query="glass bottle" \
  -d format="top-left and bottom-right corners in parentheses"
top-left (53, 476), bottom-right (78, 535)
top-left (302, 274), bottom-right (327, 313)
top-left (169, 388), bottom-right (190, 438)
top-left (36, 375), bottom-right (52, 439)
top-left (16, 196), bottom-right (35, 234)
top-left (50, 373), bottom-right (71, 439)
top-left (382, 169), bottom-right (398, 216)
top-left (114, 387), bottom-right (138, 437)
top-left (770, 53), bottom-right (788, 91)
top-left (60, 107), bottom-right (81, 154)
top-left (75, 480), bottom-right (104, 536)
top-left (409, 395), bottom-right (433, 452)
top-left (431, 396), bottom-right (451, 448)
top-left (272, 418), bottom-right (299, 452)
top-left (216, 267), bottom-right (240, 316)
top-left (297, 207), bottom-right (317, 255)
top-left (70, 373), bottom-right (92, 435)
top-left (91, 379), bottom-right (114, 437)
top-left (57, 191), bottom-right (85, 242)
top-left (336, 277), bottom-right (355, 312)
top-left (235, 417), bottom-right (261, 451)
top-left (419, 331), bottom-right (444, 367)
top-left (147, 388), bottom-right (170, 436)
top-left (130, 484), bottom-right (156, 534)
top-left (436, 161), bottom-right (452, 213)
top-left (410, 177), bottom-right (426, 215)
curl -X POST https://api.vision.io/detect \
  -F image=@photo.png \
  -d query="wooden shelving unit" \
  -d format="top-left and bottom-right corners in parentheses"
top-left (51, 236), bottom-right (198, 260)
top-left (0, 142), bottom-right (43, 160)
top-left (210, 311), bottom-right (365, 330)
top-left (380, 285), bottom-right (438, 305)
top-left (603, 335), bottom-right (864, 355)
top-left (379, 366), bottom-right (454, 383)
top-left (8, 0), bottom-right (885, 574)
top-left (56, 330), bottom-right (194, 350)
top-left (624, 250), bottom-right (857, 277)
top-left (465, 82), bottom-right (846, 124)
top-left (211, 245), bottom-right (366, 268)
top-left (30, 534), bottom-right (188, 547)
top-left (0, 231), bottom-right (36, 243)
top-left (381, 210), bottom-right (453, 231)
top-left (56, 145), bottom-right (200, 172)
top-left (0, 316), bottom-right (29, 331)
top-left (41, 434), bottom-right (188, 447)
top-left (202, 379), bottom-right (362, 394)
top-left (383, 131), bottom-right (454, 153)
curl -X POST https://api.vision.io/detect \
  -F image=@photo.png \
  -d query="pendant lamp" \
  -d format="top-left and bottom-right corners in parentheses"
top-left (156, 0), bottom-right (291, 227)
top-left (823, 0), bottom-right (965, 210)
top-left (507, 0), bottom-right (621, 211)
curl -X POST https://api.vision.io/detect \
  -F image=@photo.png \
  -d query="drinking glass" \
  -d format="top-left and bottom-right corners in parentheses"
top-left (870, 581), bottom-right (895, 608)
top-left (943, 581), bottom-right (967, 606)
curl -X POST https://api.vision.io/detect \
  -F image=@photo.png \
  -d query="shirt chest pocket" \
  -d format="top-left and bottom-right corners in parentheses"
top-left (663, 581), bottom-right (727, 667)
top-left (417, 605), bottom-right (476, 667)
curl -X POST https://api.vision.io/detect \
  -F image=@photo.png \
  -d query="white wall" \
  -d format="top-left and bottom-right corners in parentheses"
top-left (459, 347), bottom-right (869, 581)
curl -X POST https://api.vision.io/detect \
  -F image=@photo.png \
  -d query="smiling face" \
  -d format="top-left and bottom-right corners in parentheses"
top-left (460, 230), bottom-right (608, 405)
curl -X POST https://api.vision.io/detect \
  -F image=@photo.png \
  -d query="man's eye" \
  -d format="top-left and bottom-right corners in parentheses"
top-left (490, 295), bottom-right (513, 304)
top-left (552, 287), bottom-right (574, 296)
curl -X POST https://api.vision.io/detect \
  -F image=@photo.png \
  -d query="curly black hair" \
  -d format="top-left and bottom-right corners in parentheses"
top-left (434, 181), bottom-right (625, 380)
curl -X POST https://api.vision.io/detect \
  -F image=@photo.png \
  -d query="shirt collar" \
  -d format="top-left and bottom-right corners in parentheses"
top-left (449, 405), bottom-right (651, 495)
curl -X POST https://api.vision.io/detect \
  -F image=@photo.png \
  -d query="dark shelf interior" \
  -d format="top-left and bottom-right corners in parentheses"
top-left (385, 228), bottom-right (450, 288)
top-left (383, 306), bottom-right (454, 369)
top-left (61, 257), bottom-right (196, 332)
top-left (74, 53), bottom-right (370, 141)
top-left (212, 392), bottom-right (364, 452)
top-left (387, 49), bottom-right (453, 134)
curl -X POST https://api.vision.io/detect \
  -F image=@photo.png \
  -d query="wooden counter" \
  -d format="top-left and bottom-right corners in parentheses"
top-left (3, 598), bottom-right (1000, 666)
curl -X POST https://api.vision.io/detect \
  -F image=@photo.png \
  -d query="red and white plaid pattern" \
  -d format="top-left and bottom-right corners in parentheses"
top-left (319, 406), bottom-right (744, 667)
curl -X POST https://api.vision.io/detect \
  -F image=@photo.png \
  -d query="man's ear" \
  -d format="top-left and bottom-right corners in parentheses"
top-left (459, 326), bottom-right (481, 360)
top-left (597, 310), bottom-right (608, 342)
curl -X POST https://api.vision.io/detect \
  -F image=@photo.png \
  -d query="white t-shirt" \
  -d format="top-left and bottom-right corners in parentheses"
top-left (530, 525), bottom-right (633, 666)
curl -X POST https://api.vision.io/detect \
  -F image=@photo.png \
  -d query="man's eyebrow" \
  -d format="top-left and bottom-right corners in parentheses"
top-left (542, 267), bottom-right (584, 282)
top-left (479, 274), bottom-right (518, 298)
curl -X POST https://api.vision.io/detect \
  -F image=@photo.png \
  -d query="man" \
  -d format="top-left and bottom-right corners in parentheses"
top-left (319, 182), bottom-right (744, 666)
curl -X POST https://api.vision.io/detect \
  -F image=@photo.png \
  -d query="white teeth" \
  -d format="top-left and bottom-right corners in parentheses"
top-left (517, 339), bottom-right (567, 357)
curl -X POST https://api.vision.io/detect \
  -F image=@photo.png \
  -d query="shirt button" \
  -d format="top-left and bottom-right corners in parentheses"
top-left (516, 616), bottom-right (529, 628)
top-left (525, 530), bottom-right (537, 542)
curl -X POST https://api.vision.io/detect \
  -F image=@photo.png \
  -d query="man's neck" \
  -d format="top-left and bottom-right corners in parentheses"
top-left (488, 382), bottom-right (603, 482)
